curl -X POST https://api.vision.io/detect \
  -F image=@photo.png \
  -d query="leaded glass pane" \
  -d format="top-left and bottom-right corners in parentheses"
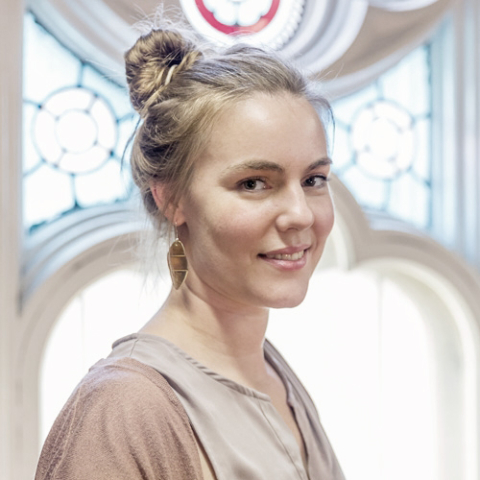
top-left (201, 0), bottom-right (275, 28)
top-left (23, 13), bottom-right (136, 233)
top-left (23, 102), bottom-right (42, 173)
top-left (23, 16), bottom-right (81, 104)
top-left (24, 164), bottom-right (75, 227)
top-left (331, 45), bottom-right (432, 230)
top-left (75, 160), bottom-right (130, 208)
top-left (82, 65), bottom-right (133, 119)
top-left (180, 0), bottom-right (304, 49)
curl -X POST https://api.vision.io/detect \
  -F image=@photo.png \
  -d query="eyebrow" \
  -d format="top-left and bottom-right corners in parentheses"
top-left (307, 158), bottom-right (333, 171)
top-left (226, 157), bottom-right (332, 174)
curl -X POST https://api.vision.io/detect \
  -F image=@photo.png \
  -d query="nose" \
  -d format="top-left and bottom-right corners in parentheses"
top-left (275, 185), bottom-right (314, 232)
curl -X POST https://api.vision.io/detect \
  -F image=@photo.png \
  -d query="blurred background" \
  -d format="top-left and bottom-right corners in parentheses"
top-left (1, 1), bottom-right (480, 479)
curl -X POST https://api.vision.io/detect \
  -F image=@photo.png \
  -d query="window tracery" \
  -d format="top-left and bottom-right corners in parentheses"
top-left (179, 0), bottom-right (305, 48)
top-left (23, 13), bottom-right (136, 234)
top-left (331, 45), bottom-right (432, 230)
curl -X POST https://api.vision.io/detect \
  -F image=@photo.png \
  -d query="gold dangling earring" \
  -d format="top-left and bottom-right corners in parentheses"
top-left (167, 224), bottom-right (188, 289)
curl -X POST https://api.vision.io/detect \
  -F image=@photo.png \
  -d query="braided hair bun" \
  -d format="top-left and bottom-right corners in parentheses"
top-left (125, 29), bottom-right (202, 117)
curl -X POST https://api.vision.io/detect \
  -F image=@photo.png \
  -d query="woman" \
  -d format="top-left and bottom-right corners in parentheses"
top-left (36, 24), bottom-right (345, 480)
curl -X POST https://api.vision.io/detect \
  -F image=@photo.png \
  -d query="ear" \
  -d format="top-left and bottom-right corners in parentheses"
top-left (150, 182), bottom-right (187, 226)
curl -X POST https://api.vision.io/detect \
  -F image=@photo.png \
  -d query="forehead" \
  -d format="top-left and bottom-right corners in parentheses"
top-left (199, 93), bottom-right (328, 170)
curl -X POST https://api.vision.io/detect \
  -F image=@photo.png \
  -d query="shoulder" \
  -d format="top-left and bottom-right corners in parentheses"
top-left (79, 356), bottom-right (185, 412)
top-left (66, 356), bottom-right (191, 434)
top-left (36, 357), bottom-right (202, 480)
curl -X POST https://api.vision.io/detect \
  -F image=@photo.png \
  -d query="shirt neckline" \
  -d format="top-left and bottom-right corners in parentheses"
top-left (112, 332), bottom-right (296, 405)
top-left (112, 331), bottom-right (309, 479)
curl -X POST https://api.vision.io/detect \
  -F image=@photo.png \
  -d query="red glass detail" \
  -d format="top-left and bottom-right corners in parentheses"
top-left (195, 0), bottom-right (280, 35)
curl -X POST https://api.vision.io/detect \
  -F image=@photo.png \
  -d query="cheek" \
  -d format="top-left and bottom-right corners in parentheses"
top-left (185, 197), bottom-right (265, 255)
top-left (184, 203), bottom-right (266, 288)
top-left (314, 199), bottom-right (335, 238)
top-left (211, 208), bottom-right (267, 251)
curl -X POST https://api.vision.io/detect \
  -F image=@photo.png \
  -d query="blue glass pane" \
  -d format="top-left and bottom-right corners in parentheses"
top-left (341, 167), bottom-right (388, 210)
top-left (82, 65), bottom-right (133, 119)
top-left (23, 13), bottom-right (136, 234)
top-left (352, 101), bottom-right (415, 180)
top-left (331, 44), bottom-right (432, 230)
top-left (23, 164), bottom-right (75, 227)
top-left (379, 47), bottom-right (430, 118)
top-left (412, 118), bottom-right (431, 182)
top-left (332, 84), bottom-right (377, 126)
top-left (331, 127), bottom-right (353, 172)
top-left (389, 174), bottom-right (429, 229)
top-left (75, 160), bottom-right (128, 208)
top-left (23, 102), bottom-right (41, 174)
top-left (23, 15), bottom-right (81, 104)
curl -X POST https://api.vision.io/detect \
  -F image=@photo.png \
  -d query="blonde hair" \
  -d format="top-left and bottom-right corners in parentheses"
top-left (125, 26), bottom-right (331, 235)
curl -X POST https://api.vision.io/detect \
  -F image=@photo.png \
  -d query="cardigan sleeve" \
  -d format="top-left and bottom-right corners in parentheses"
top-left (35, 357), bottom-right (203, 480)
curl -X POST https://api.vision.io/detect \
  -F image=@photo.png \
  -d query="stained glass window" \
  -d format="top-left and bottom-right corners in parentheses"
top-left (23, 13), bottom-right (137, 234)
top-left (331, 45), bottom-right (432, 230)
top-left (180, 0), bottom-right (305, 48)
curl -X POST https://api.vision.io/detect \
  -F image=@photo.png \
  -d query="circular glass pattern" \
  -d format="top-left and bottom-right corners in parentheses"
top-left (351, 101), bottom-right (414, 180)
top-left (33, 87), bottom-right (117, 174)
top-left (56, 111), bottom-right (97, 153)
top-left (195, 0), bottom-right (279, 35)
top-left (180, 0), bottom-right (305, 49)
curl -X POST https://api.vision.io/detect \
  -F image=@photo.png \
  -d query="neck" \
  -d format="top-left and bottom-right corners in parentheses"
top-left (140, 280), bottom-right (271, 388)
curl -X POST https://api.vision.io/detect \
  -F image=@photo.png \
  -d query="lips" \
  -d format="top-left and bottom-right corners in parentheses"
top-left (260, 244), bottom-right (309, 256)
top-left (258, 245), bottom-right (310, 267)
top-left (264, 250), bottom-right (305, 261)
top-left (258, 246), bottom-right (309, 271)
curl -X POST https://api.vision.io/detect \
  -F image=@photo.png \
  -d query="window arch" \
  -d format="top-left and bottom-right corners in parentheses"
top-left (40, 268), bottom-right (164, 441)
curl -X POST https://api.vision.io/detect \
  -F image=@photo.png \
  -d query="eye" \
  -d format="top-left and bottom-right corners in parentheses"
top-left (303, 175), bottom-right (329, 188)
top-left (240, 178), bottom-right (267, 191)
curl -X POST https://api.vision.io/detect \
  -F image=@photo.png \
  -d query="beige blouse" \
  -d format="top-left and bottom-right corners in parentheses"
top-left (108, 333), bottom-right (346, 480)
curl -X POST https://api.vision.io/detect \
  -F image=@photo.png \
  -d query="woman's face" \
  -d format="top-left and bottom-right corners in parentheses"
top-left (177, 93), bottom-right (334, 310)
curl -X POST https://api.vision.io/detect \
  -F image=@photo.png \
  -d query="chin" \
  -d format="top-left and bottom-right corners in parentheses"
top-left (261, 285), bottom-right (309, 309)
top-left (271, 298), bottom-right (306, 309)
